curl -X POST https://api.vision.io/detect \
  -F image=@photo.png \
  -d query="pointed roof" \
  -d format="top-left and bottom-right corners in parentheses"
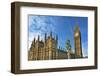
top-left (74, 17), bottom-right (80, 32)
top-left (50, 32), bottom-right (52, 37)
top-left (74, 24), bottom-right (80, 33)
top-left (75, 25), bottom-right (79, 30)
top-left (38, 35), bottom-right (40, 41)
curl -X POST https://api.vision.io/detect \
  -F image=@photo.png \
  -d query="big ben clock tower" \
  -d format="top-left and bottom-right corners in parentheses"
top-left (74, 25), bottom-right (83, 58)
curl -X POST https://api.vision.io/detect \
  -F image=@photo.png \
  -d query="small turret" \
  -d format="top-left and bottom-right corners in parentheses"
top-left (33, 37), bottom-right (35, 43)
top-left (33, 37), bottom-right (35, 47)
top-left (38, 35), bottom-right (40, 41)
top-left (45, 33), bottom-right (47, 42)
top-left (56, 35), bottom-right (58, 42)
top-left (50, 32), bottom-right (52, 38)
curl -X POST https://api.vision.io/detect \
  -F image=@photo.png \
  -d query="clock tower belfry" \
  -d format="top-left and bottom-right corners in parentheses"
top-left (74, 25), bottom-right (83, 58)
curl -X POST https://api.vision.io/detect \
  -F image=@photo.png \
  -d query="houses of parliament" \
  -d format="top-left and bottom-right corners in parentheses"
top-left (28, 25), bottom-right (83, 60)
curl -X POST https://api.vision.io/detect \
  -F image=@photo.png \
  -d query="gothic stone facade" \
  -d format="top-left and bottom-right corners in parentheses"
top-left (28, 32), bottom-right (68, 60)
top-left (28, 26), bottom-right (83, 60)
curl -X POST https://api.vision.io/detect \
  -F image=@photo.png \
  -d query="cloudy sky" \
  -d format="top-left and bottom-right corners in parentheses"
top-left (28, 15), bottom-right (88, 57)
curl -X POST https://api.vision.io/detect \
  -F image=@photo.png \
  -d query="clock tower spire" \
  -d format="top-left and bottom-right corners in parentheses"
top-left (74, 25), bottom-right (83, 58)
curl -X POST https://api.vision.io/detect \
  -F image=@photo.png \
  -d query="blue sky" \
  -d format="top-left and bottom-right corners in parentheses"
top-left (28, 15), bottom-right (88, 57)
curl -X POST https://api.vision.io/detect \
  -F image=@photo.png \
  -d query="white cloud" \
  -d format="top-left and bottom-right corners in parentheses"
top-left (28, 16), bottom-right (56, 49)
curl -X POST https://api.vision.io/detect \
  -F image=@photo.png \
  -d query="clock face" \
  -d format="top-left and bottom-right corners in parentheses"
top-left (75, 32), bottom-right (79, 37)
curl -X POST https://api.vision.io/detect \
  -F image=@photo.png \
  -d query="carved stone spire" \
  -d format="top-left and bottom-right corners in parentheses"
top-left (38, 35), bottom-right (40, 41)
top-left (33, 37), bottom-right (35, 47)
top-left (33, 37), bottom-right (35, 45)
top-left (56, 35), bottom-right (58, 41)
top-left (45, 33), bottom-right (47, 41)
top-left (50, 32), bottom-right (52, 38)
